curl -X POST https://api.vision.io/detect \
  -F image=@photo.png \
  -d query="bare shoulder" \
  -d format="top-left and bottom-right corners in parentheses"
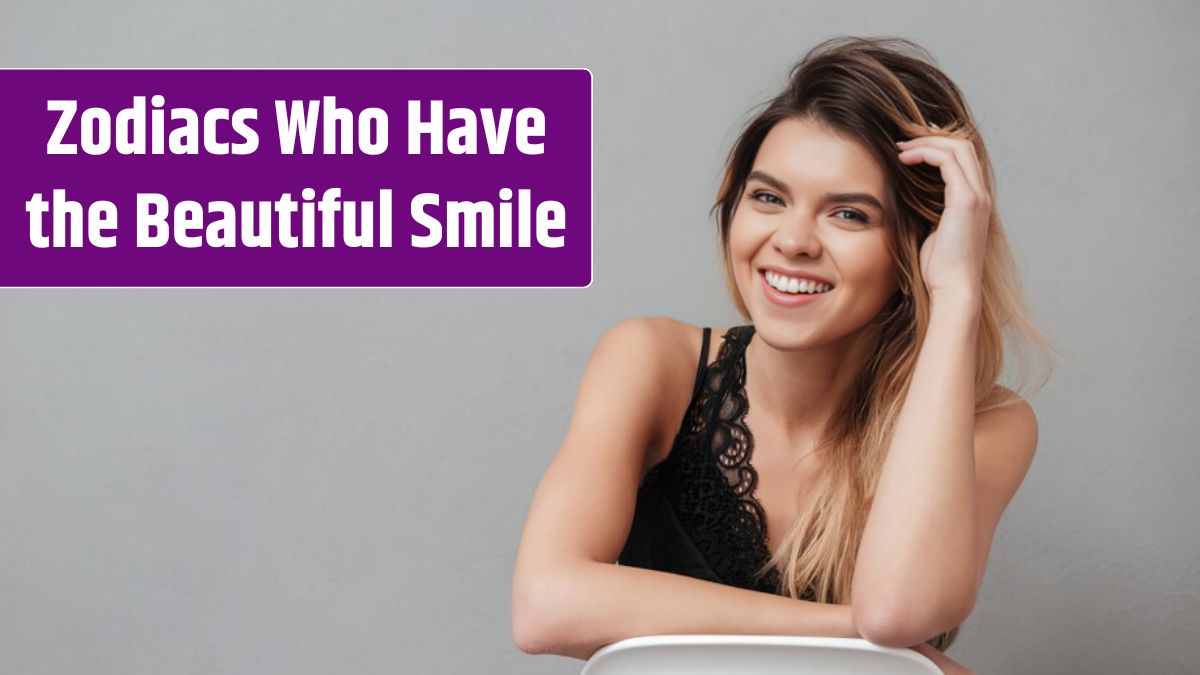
top-left (979, 385), bottom-right (1035, 420)
top-left (978, 385), bottom-right (1037, 429)
top-left (603, 315), bottom-right (700, 369)
top-left (974, 385), bottom-right (1039, 476)
top-left (597, 315), bottom-right (718, 389)
top-left (645, 316), bottom-right (716, 384)
top-left (624, 317), bottom-right (721, 470)
top-left (597, 316), bottom-right (686, 369)
top-left (638, 315), bottom-right (725, 355)
top-left (588, 316), bottom-right (693, 412)
top-left (644, 315), bottom-right (704, 360)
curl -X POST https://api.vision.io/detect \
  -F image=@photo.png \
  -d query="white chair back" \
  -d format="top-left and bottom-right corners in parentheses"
top-left (580, 635), bottom-right (941, 674)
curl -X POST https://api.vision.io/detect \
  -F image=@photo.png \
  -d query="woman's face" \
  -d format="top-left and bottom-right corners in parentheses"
top-left (729, 116), bottom-right (900, 347)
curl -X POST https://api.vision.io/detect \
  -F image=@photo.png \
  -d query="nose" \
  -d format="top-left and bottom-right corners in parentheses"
top-left (770, 215), bottom-right (823, 259)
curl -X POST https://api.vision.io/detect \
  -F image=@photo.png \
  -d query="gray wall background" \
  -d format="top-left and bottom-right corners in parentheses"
top-left (2, 1), bottom-right (1197, 673)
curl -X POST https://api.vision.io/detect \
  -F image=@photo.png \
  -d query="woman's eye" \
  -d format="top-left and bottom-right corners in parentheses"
top-left (750, 190), bottom-right (784, 206)
top-left (833, 208), bottom-right (869, 223)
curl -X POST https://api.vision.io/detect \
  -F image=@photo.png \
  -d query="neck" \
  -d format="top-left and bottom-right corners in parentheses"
top-left (743, 323), bottom-right (879, 442)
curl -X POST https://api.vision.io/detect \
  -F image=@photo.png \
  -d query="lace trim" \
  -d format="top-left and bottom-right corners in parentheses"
top-left (675, 325), bottom-right (779, 592)
top-left (711, 326), bottom-right (779, 587)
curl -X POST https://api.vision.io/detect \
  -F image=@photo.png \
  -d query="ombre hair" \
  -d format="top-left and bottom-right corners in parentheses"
top-left (711, 36), bottom-right (1058, 651)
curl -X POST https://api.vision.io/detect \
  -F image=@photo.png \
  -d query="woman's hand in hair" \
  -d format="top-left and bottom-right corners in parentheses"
top-left (909, 641), bottom-right (977, 675)
top-left (897, 134), bottom-right (991, 309)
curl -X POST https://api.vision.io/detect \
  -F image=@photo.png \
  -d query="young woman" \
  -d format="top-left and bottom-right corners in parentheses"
top-left (511, 36), bottom-right (1053, 673)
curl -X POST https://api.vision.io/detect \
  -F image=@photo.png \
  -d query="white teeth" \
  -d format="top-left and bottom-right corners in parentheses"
top-left (765, 271), bottom-right (832, 295)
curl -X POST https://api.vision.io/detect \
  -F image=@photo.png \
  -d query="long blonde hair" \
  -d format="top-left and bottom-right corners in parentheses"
top-left (712, 36), bottom-right (1059, 651)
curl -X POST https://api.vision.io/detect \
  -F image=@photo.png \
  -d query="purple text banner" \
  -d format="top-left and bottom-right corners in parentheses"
top-left (0, 69), bottom-right (592, 287)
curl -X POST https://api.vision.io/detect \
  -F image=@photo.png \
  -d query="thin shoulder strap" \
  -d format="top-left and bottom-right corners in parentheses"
top-left (691, 326), bottom-right (711, 399)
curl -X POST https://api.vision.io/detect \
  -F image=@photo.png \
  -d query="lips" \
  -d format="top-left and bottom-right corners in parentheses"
top-left (757, 265), bottom-right (835, 288)
top-left (760, 269), bottom-right (830, 308)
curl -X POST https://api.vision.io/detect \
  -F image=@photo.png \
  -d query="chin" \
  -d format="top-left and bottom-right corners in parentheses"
top-left (753, 315), bottom-right (823, 347)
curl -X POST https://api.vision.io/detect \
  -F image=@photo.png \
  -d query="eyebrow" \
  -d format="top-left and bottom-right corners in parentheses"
top-left (747, 170), bottom-right (884, 211)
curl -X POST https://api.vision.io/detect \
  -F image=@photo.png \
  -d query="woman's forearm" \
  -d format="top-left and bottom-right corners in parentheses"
top-left (851, 297), bottom-right (981, 639)
top-left (910, 641), bottom-right (975, 674)
top-left (514, 560), bottom-right (856, 660)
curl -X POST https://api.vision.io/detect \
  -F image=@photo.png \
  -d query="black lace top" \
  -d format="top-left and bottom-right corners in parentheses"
top-left (618, 324), bottom-right (801, 597)
top-left (617, 324), bottom-right (958, 649)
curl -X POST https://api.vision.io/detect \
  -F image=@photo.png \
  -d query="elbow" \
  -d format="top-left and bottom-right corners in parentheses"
top-left (512, 599), bottom-right (549, 654)
top-left (513, 565), bottom-right (584, 656)
top-left (853, 604), bottom-right (913, 649)
top-left (512, 575), bottom-right (559, 654)
top-left (853, 599), bottom-right (971, 649)
top-left (513, 605), bottom-right (554, 653)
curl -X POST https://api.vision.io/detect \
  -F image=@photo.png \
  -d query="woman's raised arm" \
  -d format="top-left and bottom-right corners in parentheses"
top-left (511, 317), bottom-right (857, 660)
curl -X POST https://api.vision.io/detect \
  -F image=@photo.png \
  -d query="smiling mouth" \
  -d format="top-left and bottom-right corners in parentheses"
top-left (758, 269), bottom-right (833, 308)
top-left (760, 269), bottom-right (834, 295)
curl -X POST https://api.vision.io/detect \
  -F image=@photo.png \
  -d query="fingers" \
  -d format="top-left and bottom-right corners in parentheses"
top-left (896, 142), bottom-right (978, 210)
top-left (896, 136), bottom-right (990, 210)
